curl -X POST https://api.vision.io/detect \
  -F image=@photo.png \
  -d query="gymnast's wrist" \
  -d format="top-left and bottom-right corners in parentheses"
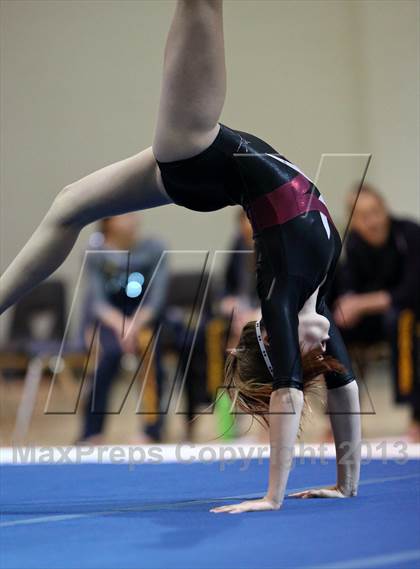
top-left (264, 493), bottom-right (282, 508)
top-left (336, 479), bottom-right (358, 497)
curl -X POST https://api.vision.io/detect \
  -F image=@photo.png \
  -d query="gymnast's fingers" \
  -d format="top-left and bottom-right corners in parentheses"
top-left (210, 504), bottom-right (239, 513)
top-left (289, 490), bottom-right (311, 498)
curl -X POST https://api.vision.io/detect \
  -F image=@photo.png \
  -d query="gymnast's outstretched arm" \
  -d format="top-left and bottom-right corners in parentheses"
top-left (0, 148), bottom-right (172, 315)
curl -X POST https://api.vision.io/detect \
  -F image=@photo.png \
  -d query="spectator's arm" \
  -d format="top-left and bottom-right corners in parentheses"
top-left (353, 291), bottom-right (391, 315)
top-left (333, 233), bottom-right (391, 327)
top-left (333, 290), bottom-right (391, 328)
top-left (86, 254), bottom-right (124, 333)
top-left (137, 241), bottom-right (169, 324)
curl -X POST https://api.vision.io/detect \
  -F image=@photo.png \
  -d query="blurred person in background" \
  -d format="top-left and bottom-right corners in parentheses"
top-left (213, 210), bottom-right (263, 442)
top-left (220, 210), bottom-right (261, 340)
top-left (333, 185), bottom-right (420, 440)
top-left (78, 213), bottom-right (168, 444)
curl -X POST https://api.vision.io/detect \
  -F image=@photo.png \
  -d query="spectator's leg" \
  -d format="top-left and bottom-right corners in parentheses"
top-left (386, 308), bottom-right (420, 440)
top-left (144, 333), bottom-right (166, 442)
top-left (410, 344), bottom-right (420, 440)
top-left (336, 315), bottom-right (386, 380)
top-left (385, 308), bottom-right (415, 404)
top-left (185, 329), bottom-right (209, 440)
top-left (136, 327), bottom-right (164, 443)
top-left (80, 326), bottom-right (122, 442)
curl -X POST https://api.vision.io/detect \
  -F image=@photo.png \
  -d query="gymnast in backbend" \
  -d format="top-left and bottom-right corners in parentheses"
top-left (0, 0), bottom-right (361, 513)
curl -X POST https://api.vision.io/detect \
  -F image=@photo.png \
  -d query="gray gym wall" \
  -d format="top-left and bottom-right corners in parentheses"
top-left (0, 0), bottom-right (418, 339)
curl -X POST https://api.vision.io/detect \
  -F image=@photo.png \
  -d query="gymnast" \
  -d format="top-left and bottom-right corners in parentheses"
top-left (0, 0), bottom-right (361, 513)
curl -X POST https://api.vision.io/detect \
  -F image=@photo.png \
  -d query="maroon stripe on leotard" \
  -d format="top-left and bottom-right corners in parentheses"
top-left (247, 174), bottom-right (333, 232)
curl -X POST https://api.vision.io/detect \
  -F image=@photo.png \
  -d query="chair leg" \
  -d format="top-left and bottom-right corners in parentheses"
top-left (12, 356), bottom-right (44, 445)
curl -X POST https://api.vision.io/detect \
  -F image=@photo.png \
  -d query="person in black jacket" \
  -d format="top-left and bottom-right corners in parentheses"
top-left (219, 210), bottom-right (259, 337)
top-left (333, 185), bottom-right (420, 440)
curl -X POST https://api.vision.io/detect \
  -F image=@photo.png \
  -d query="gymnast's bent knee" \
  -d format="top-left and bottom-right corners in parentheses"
top-left (45, 184), bottom-right (88, 229)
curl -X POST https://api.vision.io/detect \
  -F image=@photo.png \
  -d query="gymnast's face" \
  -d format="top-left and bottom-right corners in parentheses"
top-left (298, 312), bottom-right (330, 354)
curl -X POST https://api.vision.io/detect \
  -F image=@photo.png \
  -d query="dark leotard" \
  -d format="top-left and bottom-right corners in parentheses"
top-left (156, 124), bottom-right (355, 390)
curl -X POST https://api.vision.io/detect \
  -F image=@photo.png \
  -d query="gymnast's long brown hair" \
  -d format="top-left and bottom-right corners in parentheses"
top-left (224, 320), bottom-right (346, 430)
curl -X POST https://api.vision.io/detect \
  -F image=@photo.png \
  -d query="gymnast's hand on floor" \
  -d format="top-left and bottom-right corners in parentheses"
top-left (210, 497), bottom-right (281, 514)
top-left (288, 485), bottom-right (348, 499)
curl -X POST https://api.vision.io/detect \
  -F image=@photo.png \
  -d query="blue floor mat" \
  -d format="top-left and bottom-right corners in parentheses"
top-left (1, 458), bottom-right (419, 569)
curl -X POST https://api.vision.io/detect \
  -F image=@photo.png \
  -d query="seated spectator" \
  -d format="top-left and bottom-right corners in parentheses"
top-left (175, 212), bottom-right (257, 442)
top-left (78, 213), bottom-right (168, 444)
top-left (220, 210), bottom-right (260, 340)
top-left (333, 185), bottom-right (420, 440)
top-left (211, 211), bottom-right (262, 441)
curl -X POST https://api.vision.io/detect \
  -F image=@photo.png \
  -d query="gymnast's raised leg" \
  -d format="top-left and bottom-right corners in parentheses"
top-left (0, 149), bottom-right (171, 315)
top-left (0, 0), bottom-right (226, 316)
top-left (153, 0), bottom-right (226, 162)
